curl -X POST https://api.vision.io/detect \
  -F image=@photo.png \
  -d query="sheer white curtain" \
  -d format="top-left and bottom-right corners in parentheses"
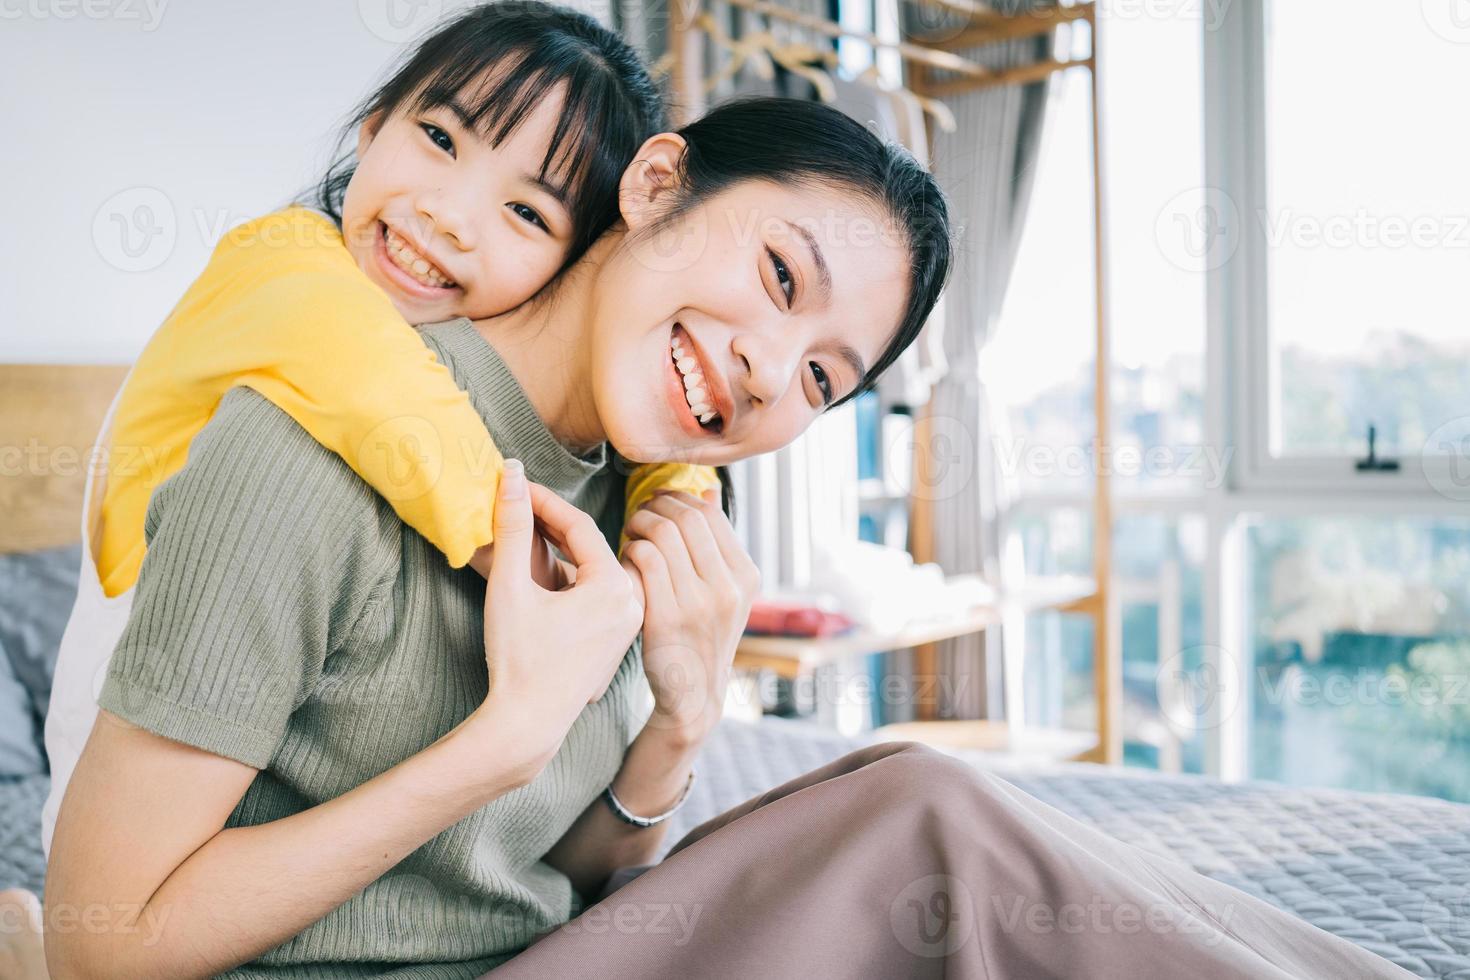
top-left (910, 0), bottom-right (1056, 719)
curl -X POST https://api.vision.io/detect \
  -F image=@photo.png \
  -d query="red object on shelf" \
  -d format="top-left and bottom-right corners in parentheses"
top-left (743, 598), bottom-right (856, 638)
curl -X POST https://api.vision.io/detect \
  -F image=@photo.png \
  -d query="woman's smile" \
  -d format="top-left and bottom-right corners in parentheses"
top-left (666, 323), bottom-right (727, 439)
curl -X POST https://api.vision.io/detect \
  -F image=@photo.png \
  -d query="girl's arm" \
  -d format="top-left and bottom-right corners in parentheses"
top-left (191, 208), bottom-right (503, 567)
top-left (618, 461), bottom-right (724, 559)
top-left (99, 205), bottom-right (503, 597)
top-left (107, 206), bottom-right (718, 584)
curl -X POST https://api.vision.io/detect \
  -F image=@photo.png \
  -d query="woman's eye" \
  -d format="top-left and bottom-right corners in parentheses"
top-left (420, 123), bottom-right (455, 157)
top-left (767, 248), bottom-right (795, 306)
top-left (508, 202), bottom-right (549, 232)
top-left (810, 362), bottom-right (833, 405)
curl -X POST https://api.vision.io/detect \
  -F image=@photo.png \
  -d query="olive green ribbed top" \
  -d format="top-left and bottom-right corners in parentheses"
top-left (99, 319), bottom-right (644, 978)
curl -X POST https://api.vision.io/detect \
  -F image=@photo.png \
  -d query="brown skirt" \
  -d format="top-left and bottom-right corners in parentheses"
top-left (487, 741), bottom-right (1416, 979)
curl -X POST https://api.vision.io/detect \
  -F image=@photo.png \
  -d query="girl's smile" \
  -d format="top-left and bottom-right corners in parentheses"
top-left (372, 220), bottom-right (460, 298)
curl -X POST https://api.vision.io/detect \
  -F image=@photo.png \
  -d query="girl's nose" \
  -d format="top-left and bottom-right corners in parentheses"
top-left (416, 188), bottom-right (478, 252)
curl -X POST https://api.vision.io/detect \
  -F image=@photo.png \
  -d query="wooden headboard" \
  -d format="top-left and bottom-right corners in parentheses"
top-left (0, 365), bottom-right (129, 554)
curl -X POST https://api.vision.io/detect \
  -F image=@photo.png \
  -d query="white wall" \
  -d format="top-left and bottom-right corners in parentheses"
top-left (0, 0), bottom-right (607, 364)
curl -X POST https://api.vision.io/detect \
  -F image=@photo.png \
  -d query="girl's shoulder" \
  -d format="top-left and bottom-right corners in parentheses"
top-left (209, 205), bottom-right (350, 274)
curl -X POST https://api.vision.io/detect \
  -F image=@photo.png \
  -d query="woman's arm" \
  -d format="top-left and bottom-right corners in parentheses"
top-left (49, 398), bottom-right (642, 978)
top-left (45, 707), bottom-right (533, 980)
top-left (543, 723), bottom-right (702, 901)
top-left (545, 488), bottom-right (760, 900)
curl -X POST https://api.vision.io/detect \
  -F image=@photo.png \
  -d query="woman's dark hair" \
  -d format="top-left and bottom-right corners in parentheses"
top-left (647, 97), bottom-right (955, 523)
top-left (313, 1), bottom-right (664, 268)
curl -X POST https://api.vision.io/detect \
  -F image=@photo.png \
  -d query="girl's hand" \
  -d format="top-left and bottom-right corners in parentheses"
top-left (474, 460), bottom-right (644, 776)
top-left (620, 488), bottom-right (761, 743)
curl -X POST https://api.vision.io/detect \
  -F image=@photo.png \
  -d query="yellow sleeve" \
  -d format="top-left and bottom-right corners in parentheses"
top-left (619, 462), bottom-right (723, 557)
top-left (98, 207), bottom-right (502, 596)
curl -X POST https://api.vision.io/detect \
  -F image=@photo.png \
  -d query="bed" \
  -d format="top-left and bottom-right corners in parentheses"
top-left (3, 365), bottom-right (1468, 979)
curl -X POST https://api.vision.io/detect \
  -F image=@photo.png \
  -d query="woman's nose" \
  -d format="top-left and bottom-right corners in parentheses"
top-left (732, 330), bottom-right (800, 407)
top-left (415, 188), bottom-right (478, 252)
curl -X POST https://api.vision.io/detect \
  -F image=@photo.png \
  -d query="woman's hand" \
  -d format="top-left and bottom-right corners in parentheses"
top-left (473, 460), bottom-right (644, 776)
top-left (467, 506), bottom-right (570, 592)
top-left (620, 488), bottom-right (761, 744)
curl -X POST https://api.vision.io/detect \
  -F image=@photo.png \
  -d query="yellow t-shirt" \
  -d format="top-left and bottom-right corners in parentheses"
top-left (96, 206), bottom-right (720, 598)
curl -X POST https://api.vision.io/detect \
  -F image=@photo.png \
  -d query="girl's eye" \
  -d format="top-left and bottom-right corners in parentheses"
top-left (508, 202), bottom-right (549, 232)
top-left (420, 123), bottom-right (455, 157)
top-left (810, 362), bottom-right (834, 406)
top-left (767, 248), bottom-right (795, 306)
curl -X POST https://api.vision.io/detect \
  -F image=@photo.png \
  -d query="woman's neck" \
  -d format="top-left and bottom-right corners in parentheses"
top-left (470, 229), bottom-right (622, 457)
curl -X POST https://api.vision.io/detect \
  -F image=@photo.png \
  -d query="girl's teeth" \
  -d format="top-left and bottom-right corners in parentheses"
top-left (385, 227), bottom-right (453, 288)
top-left (683, 372), bottom-right (702, 390)
top-left (676, 357), bottom-right (698, 374)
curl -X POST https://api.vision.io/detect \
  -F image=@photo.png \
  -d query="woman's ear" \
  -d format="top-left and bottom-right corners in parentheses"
top-left (619, 132), bottom-right (688, 231)
top-left (355, 110), bottom-right (388, 160)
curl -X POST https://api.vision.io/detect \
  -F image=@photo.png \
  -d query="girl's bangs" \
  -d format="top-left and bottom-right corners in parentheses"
top-left (405, 46), bottom-right (611, 209)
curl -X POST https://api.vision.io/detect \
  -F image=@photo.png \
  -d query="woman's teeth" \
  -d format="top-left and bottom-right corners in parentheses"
top-left (384, 227), bottom-right (454, 288)
top-left (671, 331), bottom-right (721, 428)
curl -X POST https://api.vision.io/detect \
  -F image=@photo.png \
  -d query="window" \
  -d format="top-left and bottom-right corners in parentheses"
top-left (1229, 0), bottom-right (1470, 492)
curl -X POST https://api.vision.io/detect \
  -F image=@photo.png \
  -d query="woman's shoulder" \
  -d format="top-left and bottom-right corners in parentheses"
top-left (152, 386), bottom-right (401, 553)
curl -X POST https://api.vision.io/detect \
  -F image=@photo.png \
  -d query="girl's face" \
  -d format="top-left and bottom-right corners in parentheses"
top-left (341, 84), bottom-right (576, 325)
top-left (588, 175), bottom-right (910, 467)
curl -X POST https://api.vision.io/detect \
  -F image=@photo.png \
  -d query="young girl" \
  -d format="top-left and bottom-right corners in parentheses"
top-left (41, 1), bottom-right (718, 855)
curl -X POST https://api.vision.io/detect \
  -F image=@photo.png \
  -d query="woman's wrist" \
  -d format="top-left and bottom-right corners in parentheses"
top-left (450, 703), bottom-right (550, 794)
top-left (610, 720), bottom-right (705, 818)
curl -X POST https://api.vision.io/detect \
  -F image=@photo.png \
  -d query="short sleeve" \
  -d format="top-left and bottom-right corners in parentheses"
top-left (97, 388), bottom-right (397, 767)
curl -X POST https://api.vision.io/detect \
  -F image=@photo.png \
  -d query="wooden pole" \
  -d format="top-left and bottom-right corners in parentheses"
top-left (668, 0), bottom-right (705, 125)
top-left (1086, 6), bottom-right (1120, 765)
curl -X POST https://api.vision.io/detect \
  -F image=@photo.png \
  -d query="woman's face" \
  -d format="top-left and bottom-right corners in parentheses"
top-left (588, 179), bottom-right (910, 466)
top-left (340, 83), bottom-right (577, 326)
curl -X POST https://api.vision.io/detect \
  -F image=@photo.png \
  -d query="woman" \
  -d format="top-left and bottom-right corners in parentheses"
top-left (44, 99), bottom-right (1412, 980)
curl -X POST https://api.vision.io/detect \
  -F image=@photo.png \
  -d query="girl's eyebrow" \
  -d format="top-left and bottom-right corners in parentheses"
top-left (442, 99), bottom-right (477, 131)
top-left (520, 172), bottom-right (569, 207)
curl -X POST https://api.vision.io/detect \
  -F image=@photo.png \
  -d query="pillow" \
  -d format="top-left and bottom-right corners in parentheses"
top-left (0, 544), bottom-right (82, 734)
top-left (0, 640), bottom-right (46, 776)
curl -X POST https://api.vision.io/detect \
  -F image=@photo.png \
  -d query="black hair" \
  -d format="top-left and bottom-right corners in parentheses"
top-left (313, 1), bottom-right (663, 268)
top-left (646, 97), bottom-right (955, 523)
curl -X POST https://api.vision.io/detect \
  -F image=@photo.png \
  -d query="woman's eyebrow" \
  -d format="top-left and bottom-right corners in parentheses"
top-left (781, 219), bottom-right (832, 302)
top-left (827, 340), bottom-right (867, 382)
